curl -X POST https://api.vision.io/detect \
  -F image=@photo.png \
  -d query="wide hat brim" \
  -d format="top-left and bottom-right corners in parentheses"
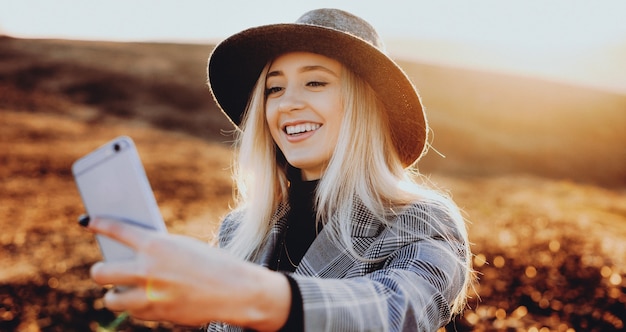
top-left (208, 22), bottom-right (428, 166)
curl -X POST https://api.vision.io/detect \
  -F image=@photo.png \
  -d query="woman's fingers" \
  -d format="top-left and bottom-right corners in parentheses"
top-left (90, 260), bottom-right (145, 287)
top-left (103, 285), bottom-right (148, 312)
top-left (102, 279), bottom-right (174, 319)
top-left (88, 217), bottom-right (154, 250)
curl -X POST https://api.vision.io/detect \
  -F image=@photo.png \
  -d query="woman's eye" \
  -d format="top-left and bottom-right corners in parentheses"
top-left (307, 81), bottom-right (327, 87)
top-left (265, 86), bottom-right (283, 96)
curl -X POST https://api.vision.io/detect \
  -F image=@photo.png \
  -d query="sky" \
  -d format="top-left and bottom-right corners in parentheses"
top-left (1, 0), bottom-right (625, 93)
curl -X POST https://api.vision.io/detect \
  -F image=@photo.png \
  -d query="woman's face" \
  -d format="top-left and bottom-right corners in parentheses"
top-left (265, 52), bottom-right (344, 180)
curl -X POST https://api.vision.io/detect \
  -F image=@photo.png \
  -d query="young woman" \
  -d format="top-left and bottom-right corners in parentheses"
top-left (85, 8), bottom-right (472, 331)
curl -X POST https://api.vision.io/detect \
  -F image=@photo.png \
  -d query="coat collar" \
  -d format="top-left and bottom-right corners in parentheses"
top-left (252, 200), bottom-right (385, 276)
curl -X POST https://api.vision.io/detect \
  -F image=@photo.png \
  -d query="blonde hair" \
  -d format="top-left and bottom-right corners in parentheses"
top-left (224, 59), bottom-right (472, 314)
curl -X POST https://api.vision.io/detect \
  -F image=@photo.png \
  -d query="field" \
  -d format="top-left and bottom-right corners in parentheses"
top-left (1, 36), bottom-right (625, 331)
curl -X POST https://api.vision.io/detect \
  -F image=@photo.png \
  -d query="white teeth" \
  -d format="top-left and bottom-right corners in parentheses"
top-left (285, 123), bottom-right (321, 135)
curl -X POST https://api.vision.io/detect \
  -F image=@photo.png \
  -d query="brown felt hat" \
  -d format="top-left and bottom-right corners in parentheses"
top-left (208, 8), bottom-right (427, 166)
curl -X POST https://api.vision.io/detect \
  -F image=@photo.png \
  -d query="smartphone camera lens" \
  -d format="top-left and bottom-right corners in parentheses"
top-left (113, 143), bottom-right (121, 152)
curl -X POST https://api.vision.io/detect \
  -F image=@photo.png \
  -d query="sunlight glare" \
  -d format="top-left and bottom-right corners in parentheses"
top-left (1, 0), bottom-right (625, 92)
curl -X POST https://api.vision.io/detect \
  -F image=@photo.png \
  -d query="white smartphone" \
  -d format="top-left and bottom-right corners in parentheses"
top-left (72, 136), bottom-right (167, 262)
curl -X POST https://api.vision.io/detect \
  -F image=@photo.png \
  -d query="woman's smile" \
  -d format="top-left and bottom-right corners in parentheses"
top-left (284, 122), bottom-right (322, 135)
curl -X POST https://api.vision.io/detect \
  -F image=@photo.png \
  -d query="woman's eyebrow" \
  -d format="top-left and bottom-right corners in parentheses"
top-left (267, 70), bottom-right (282, 78)
top-left (300, 65), bottom-right (339, 77)
top-left (267, 65), bottom-right (339, 79)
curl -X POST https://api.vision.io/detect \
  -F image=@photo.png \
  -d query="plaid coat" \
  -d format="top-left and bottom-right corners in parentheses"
top-left (208, 200), bottom-right (468, 332)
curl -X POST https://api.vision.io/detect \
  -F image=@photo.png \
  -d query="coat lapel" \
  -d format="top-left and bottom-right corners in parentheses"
top-left (296, 202), bottom-right (384, 277)
top-left (251, 202), bottom-right (290, 269)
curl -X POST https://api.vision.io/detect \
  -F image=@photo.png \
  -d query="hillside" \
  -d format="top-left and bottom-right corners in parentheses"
top-left (1, 35), bottom-right (624, 186)
top-left (0, 36), bottom-right (232, 141)
top-left (1, 36), bottom-right (625, 331)
top-left (398, 60), bottom-right (626, 187)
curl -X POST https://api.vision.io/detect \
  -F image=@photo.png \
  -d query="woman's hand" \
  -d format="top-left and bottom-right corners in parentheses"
top-left (86, 217), bottom-right (291, 330)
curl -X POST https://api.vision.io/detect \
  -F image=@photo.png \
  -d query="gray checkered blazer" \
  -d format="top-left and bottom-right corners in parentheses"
top-left (208, 200), bottom-right (468, 331)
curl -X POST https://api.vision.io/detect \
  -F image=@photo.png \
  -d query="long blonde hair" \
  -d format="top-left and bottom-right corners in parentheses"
top-left (224, 58), bottom-right (471, 314)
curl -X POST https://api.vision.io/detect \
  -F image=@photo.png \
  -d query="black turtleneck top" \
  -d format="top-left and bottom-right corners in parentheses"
top-left (277, 177), bottom-right (321, 272)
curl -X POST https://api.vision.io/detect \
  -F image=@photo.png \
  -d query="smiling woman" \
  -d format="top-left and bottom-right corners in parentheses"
top-left (85, 7), bottom-right (472, 332)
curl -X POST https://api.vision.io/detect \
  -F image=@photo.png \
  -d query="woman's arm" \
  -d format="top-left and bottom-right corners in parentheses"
top-left (293, 238), bottom-right (466, 331)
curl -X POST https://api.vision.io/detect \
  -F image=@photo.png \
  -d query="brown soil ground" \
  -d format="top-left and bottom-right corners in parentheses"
top-left (1, 36), bottom-right (625, 331)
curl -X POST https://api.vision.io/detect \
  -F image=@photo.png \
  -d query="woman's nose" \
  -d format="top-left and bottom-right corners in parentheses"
top-left (277, 87), bottom-right (305, 113)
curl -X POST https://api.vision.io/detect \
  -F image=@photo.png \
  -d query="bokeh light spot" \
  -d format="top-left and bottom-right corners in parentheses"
top-left (531, 291), bottom-right (542, 302)
top-left (47, 277), bottom-right (59, 289)
top-left (474, 253), bottom-right (487, 267)
top-left (525, 265), bottom-right (537, 278)
top-left (550, 299), bottom-right (563, 311)
top-left (609, 273), bottom-right (622, 286)
top-left (498, 230), bottom-right (518, 246)
top-left (549, 240), bottom-right (560, 252)
top-left (511, 305), bottom-right (528, 318)
top-left (493, 255), bottom-right (505, 268)
top-left (495, 308), bottom-right (506, 320)
top-left (93, 299), bottom-right (104, 310)
top-left (465, 311), bottom-right (479, 325)
top-left (608, 287), bottom-right (621, 299)
top-left (601, 265), bottom-right (612, 278)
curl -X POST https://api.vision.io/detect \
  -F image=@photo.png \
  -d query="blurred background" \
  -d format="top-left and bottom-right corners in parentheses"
top-left (1, 0), bottom-right (625, 331)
